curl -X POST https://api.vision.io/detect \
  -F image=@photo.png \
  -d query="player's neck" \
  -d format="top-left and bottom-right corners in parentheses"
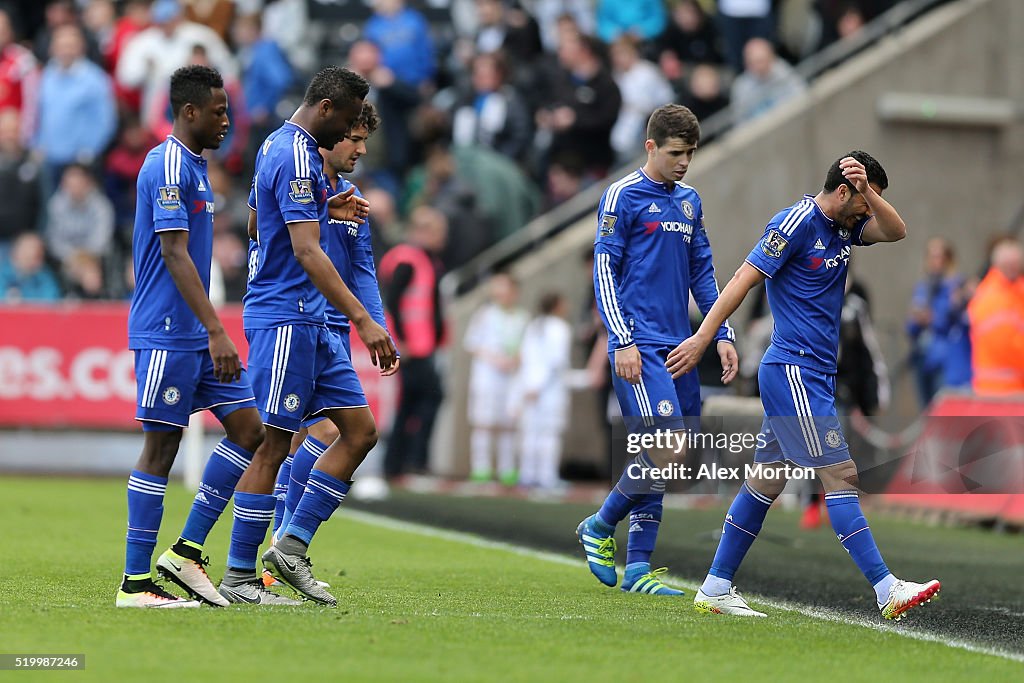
top-left (170, 125), bottom-right (203, 156)
top-left (289, 107), bottom-right (319, 142)
top-left (812, 191), bottom-right (838, 221)
top-left (640, 163), bottom-right (673, 189)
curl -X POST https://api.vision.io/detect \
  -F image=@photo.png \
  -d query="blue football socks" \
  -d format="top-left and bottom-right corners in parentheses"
top-left (272, 455), bottom-right (293, 536)
top-left (625, 492), bottom-right (664, 567)
top-left (180, 439), bottom-right (253, 547)
top-left (124, 470), bottom-right (167, 577)
top-left (825, 489), bottom-right (894, 602)
top-left (226, 492), bottom-right (276, 572)
top-left (702, 483), bottom-right (775, 596)
top-left (282, 470), bottom-right (349, 547)
top-left (597, 452), bottom-right (657, 528)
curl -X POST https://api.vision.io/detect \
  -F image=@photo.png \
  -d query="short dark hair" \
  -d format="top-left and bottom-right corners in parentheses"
top-left (169, 65), bottom-right (223, 117)
top-left (538, 292), bottom-right (563, 316)
top-left (303, 66), bottom-right (369, 108)
top-left (823, 150), bottom-right (889, 192)
top-left (646, 104), bottom-right (700, 147)
top-left (352, 101), bottom-right (381, 136)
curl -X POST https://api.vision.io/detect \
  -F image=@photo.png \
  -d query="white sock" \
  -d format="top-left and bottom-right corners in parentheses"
top-left (519, 430), bottom-right (538, 487)
top-left (497, 431), bottom-right (516, 476)
top-left (700, 574), bottom-right (732, 597)
top-left (873, 573), bottom-right (898, 605)
top-left (470, 428), bottom-right (492, 475)
top-left (537, 433), bottom-right (561, 489)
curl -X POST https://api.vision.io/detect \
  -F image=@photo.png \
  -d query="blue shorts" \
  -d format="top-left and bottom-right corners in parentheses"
top-left (246, 323), bottom-right (366, 433)
top-left (302, 326), bottom-right (351, 429)
top-left (754, 362), bottom-right (851, 468)
top-left (134, 349), bottom-right (257, 430)
top-left (610, 343), bottom-right (701, 434)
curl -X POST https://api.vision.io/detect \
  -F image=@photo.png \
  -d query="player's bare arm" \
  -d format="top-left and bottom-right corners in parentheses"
top-left (287, 219), bottom-right (397, 369)
top-left (327, 186), bottom-right (370, 224)
top-left (158, 230), bottom-right (241, 383)
top-left (840, 156), bottom-right (906, 243)
top-left (666, 262), bottom-right (765, 378)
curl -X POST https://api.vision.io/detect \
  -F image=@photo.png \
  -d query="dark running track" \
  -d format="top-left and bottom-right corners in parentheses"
top-left (349, 490), bottom-right (1024, 658)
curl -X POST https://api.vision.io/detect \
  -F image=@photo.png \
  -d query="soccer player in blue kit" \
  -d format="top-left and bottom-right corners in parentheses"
top-left (577, 104), bottom-right (737, 596)
top-left (667, 151), bottom-right (941, 620)
top-left (268, 101), bottom-right (397, 555)
top-left (217, 67), bottom-right (396, 606)
top-left (117, 65), bottom-right (265, 608)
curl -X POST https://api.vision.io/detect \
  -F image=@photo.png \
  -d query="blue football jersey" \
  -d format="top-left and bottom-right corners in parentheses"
top-left (745, 195), bottom-right (872, 373)
top-left (593, 169), bottom-right (734, 352)
top-left (128, 136), bottom-right (216, 351)
top-left (322, 176), bottom-right (388, 332)
top-left (244, 121), bottom-right (330, 329)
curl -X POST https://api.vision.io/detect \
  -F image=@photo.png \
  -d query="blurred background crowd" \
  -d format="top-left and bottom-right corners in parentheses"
top-left (0, 0), bottom-right (898, 305)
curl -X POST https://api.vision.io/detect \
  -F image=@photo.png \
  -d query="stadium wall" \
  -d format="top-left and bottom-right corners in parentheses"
top-left (432, 0), bottom-right (1024, 478)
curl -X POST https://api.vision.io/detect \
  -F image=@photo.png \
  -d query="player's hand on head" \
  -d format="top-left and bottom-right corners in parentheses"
top-left (840, 157), bottom-right (869, 193)
top-left (327, 186), bottom-right (370, 224)
top-left (665, 336), bottom-right (706, 380)
top-left (209, 329), bottom-right (242, 383)
top-left (717, 340), bottom-right (739, 384)
top-left (614, 345), bottom-right (642, 385)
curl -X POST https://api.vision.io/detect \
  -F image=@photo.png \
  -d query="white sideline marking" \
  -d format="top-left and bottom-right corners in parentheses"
top-left (338, 509), bottom-right (1024, 664)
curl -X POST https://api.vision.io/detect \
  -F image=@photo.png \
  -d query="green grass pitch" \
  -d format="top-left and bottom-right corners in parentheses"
top-left (1, 477), bottom-right (1020, 682)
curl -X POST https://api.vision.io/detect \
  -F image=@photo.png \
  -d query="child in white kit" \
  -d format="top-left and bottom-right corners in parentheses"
top-left (464, 272), bottom-right (529, 484)
top-left (516, 292), bottom-right (573, 490)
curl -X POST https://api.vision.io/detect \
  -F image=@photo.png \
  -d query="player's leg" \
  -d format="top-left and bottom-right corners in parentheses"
top-left (118, 426), bottom-right (199, 608)
top-left (117, 349), bottom-right (201, 608)
top-left (276, 329), bottom-right (348, 537)
top-left (156, 355), bottom-right (263, 604)
top-left (817, 460), bottom-right (940, 620)
top-left (263, 418), bottom-right (338, 587)
top-left (694, 363), bottom-right (800, 617)
top-left (272, 429), bottom-right (303, 540)
top-left (217, 325), bottom-right (317, 605)
top-left (801, 367), bottom-right (938, 619)
top-left (692, 453), bottom-right (784, 617)
top-left (263, 327), bottom-right (370, 605)
top-left (579, 345), bottom-right (673, 588)
top-left (622, 358), bottom-right (702, 596)
top-left (267, 405), bottom-right (375, 606)
top-left (281, 421), bottom-right (341, 541)
top-left (217, 424), bottom-right (301, 605)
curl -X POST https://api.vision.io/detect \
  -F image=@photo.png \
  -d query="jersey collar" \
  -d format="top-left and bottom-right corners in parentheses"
top-left (638, 168), bottom-right (675, 192)
top-left (166, 135), bottom-right (203, 160)
top-left (283, 120), bottom-right (317, 146)
top-left (808, 194), bottom-right (835, 225)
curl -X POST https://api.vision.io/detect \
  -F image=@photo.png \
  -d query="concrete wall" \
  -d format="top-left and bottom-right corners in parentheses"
top-left (432, 0), bottom-right (1024, 476)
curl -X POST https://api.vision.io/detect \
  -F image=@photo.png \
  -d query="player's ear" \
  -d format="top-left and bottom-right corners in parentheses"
top-left (319, 99), bottom-right (333, 118)
top-left (644, 139), bottom-right (656, 155)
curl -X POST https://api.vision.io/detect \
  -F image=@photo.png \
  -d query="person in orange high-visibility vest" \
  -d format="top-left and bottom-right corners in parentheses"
top-left (968, 238), bottom-right (1024, 395)
top-left (379, 205), bottom-right (448, 477)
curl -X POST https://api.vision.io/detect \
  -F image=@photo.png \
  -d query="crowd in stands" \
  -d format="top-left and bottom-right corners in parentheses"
top-left (0, 0), bottom-right (893, 304)
top-left (907, 236), bottom-right (1024, 403)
